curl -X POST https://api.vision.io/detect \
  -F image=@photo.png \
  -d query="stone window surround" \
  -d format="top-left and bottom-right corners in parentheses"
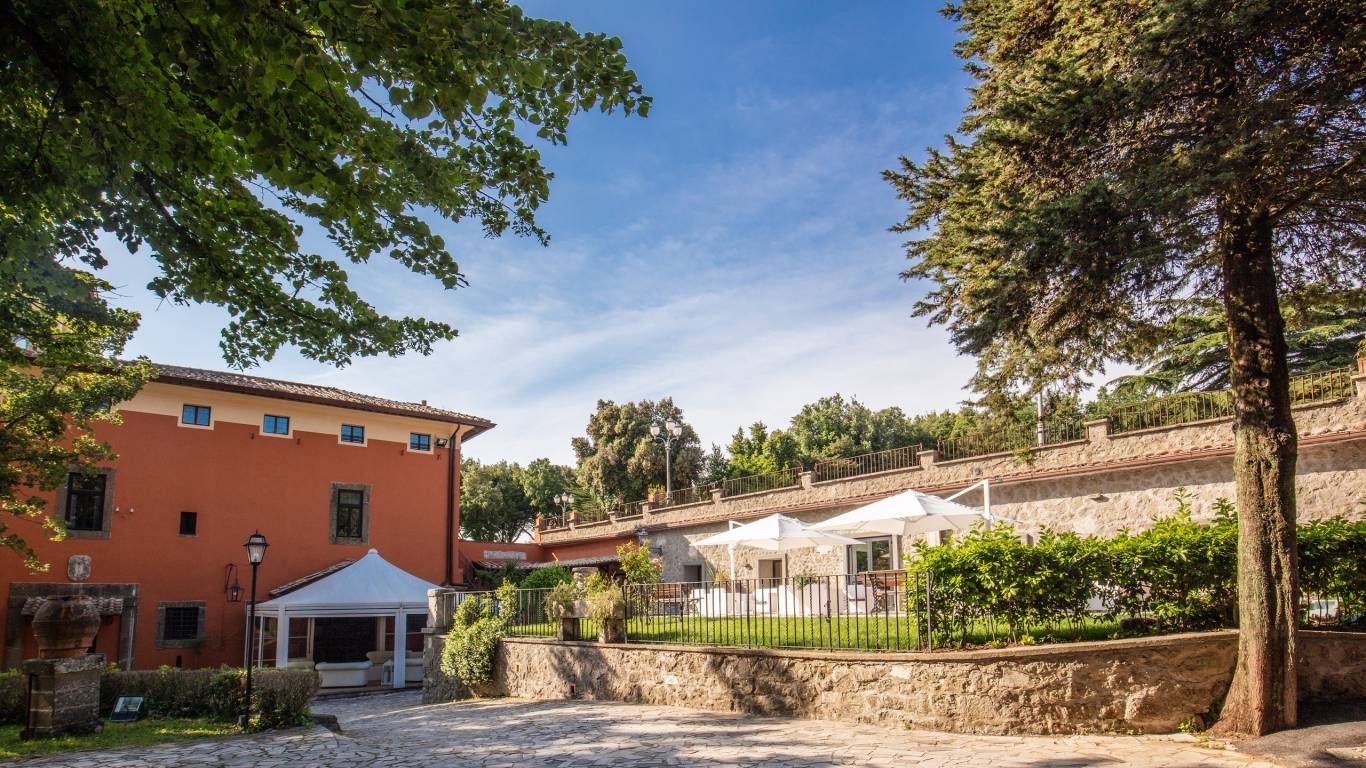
top-left (155, 600), bottom-right (206, 649)
top-left (55, 468), bottom-right (116, 540)
top-left (329, 482), bottom-right (372, 545)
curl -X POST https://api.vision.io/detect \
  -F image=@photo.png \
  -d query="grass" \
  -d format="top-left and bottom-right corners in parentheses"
top-left (507, 614), bottom-right (1129, 652)
top-left (0, 718), bottom-right (238, 761)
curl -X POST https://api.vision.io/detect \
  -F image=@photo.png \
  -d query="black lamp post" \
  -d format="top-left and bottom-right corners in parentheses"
top-left (649, 419), bottom-right (682, 497)
top-left (241, 531), bottom-right (269, 728)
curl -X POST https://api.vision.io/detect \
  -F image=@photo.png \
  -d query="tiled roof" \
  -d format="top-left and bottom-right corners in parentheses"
top-left (151, 362), bottom-right (494, 437)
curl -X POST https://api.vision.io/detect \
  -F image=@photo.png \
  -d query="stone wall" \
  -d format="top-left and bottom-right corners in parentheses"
top-left (424, 631), bottom-right (1366, 736)
top-left (539, 389), bottom-right (1366, 582)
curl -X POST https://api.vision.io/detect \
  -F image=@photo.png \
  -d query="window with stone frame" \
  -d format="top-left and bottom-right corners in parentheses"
top-left (156, 601), bottom-right (205, 648)
top-left (64, 473), bottom-right (106, 531)
top-left (59, 469), bottom-right (115, 538)
top-left (329, 483), bottom-right (371, 544)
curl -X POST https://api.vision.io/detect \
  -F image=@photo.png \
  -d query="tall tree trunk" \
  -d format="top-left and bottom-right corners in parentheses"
top-left (1212, 204), bottom-right (1299, 737)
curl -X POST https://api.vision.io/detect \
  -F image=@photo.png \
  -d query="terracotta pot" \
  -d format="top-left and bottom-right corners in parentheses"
top-left (31, 596), bottom-right (100, 659)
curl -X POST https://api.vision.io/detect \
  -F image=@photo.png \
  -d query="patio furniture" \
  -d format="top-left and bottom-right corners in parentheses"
top-left (365, 651), bottom-right (393, 683)
top-left (315, 660), bottom-right (372, 688)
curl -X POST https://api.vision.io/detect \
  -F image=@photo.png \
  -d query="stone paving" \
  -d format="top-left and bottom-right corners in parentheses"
top-left (2, 691), bottom-right (1291, 767)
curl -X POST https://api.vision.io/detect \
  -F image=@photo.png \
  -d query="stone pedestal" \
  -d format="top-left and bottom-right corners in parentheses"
top-left (22, 654), bottom-right (104, 739)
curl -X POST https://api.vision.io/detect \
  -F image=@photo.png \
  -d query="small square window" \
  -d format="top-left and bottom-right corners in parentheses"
top-left (409, 433), bottom-right (431, 452)
top-left (181, 404), bottom-right (211, 426)
top-left (162, 606), bottom-right (200, 642)
top-left (263, 414), bottom-right (290, 435)
top-left (179, 511), bottom-right (197, 536)
top-left (340, 424), bottom-right (365, 444)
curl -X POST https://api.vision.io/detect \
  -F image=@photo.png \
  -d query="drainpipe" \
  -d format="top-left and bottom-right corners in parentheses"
top-left (443, 428), bottom-right (460, 586)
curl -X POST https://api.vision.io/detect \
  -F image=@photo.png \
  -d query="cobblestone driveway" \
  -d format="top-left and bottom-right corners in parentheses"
top-left (5, 691), bottom-right (1284, 767)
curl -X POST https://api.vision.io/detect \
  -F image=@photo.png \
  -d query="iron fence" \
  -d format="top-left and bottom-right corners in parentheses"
top-left (1288, 366), bottom-right (1355, 406)
top-left (719, 466), bottom-right (802, 498)
top-left (622, 572), bottom-right (931, 651)
top-left (1107, 390), bottom-right (1234, 434)
top-left (812, 444), bottom-right (921, 483)
top-left (661, 485), bottom-right (713, 507)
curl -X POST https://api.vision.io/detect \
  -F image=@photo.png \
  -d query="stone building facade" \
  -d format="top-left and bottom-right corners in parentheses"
top-left (536, 367), bottom-right (1366, 582)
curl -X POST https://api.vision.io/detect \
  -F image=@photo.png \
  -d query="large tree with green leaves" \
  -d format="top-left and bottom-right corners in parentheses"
top-left (2, 0), bottom-right (647, 565)
top-left (887, 0), bottom-right (1363, 735)
top-left (571, 398), bottom-right (703, 503)
top-left (459, 459), bottom-right (532, 543)
top-left (1108, 285), bottom-right (1366, 396)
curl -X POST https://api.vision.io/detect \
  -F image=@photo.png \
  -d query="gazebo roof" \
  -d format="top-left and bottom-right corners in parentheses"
top-left (257, 549), bottom-right (436, 613)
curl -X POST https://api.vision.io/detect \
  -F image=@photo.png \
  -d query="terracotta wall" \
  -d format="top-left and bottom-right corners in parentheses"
top-left (2, 387), bottom-right (464, 671)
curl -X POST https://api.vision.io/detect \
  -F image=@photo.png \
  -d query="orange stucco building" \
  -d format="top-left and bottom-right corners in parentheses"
top-left (1, 363), bottom-right (493, 671)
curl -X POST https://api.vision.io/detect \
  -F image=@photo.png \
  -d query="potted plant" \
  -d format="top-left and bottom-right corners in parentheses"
top-left (544, 581), bottom-right (584, 640)
top-left (585, 579), bottom-right (627, 644)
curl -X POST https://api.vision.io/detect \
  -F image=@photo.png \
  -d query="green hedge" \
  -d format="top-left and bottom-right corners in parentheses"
top-left (906, 494), bottom-right (1366, 647)
top-left (0, 671), bottom-right (23, 725)
top-left (98, 667), bottom-right (317, 730)
top-left (1, 666), bottom-right (316, 728)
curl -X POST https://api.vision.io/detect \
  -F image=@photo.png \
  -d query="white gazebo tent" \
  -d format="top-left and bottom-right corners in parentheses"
top-left (254, 548), bottom-right (435, 689)
top-left (810, 481), bottom-right (1013, 550)
top-left (693, 513), bottom-right (863, 577)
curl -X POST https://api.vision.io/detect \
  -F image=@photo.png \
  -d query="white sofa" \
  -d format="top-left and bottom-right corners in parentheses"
top-left (404, 651), bottom-right (424, 683)
top-left (314, 660), bottom-right (372, 688)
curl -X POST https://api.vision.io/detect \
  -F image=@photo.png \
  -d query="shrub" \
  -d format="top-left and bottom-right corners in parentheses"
top-left (519, 566), bottom-right (572, 592)
top-left (617, 540), bottom-right (662, 584)
top-left (542, 580), bottom-right (580, 622)
top-left (438, 583), bottom-right (516, 691)
top-left (0, 671), bottom-right (24, 725)
top-left (96, 666), bottom-right (315, 730)
top-left (1299, 516), bottom-right (1366, 622)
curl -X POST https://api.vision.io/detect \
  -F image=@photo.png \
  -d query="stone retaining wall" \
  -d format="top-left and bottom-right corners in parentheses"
top-left (424, 631), bottom-right (1366, 736)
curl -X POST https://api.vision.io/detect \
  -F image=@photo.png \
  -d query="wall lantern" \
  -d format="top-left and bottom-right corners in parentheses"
top-left (224, 564), bottom-right (242, 603)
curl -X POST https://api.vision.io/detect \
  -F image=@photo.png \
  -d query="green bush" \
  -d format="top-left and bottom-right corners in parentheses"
top-left (0, 671), bottom-right (24, 725)
top-left (438, 582), bottom-right (516, 691)
top-left (97, 667), bottom-right (316, 730)
top-left (1299, 516), bottom-right (1366, 622)
top-left (905, 491), bottom-right (1362, 647)
top-left (519, 566), bottom-right (572, 592)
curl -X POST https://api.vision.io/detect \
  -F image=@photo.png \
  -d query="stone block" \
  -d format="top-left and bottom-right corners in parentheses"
top-left (21, 654), bottom-right (105, 739)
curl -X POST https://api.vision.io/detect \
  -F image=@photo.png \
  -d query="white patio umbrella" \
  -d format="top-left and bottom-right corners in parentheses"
top-left (693, 513), bottom-right (863, 578)
top-left (809, 486), bottom-right (1013, 539)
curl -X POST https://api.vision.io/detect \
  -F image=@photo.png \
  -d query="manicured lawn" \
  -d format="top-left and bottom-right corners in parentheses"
top-left (0, 718), bottom-right (238, 761)
top-left (509, 615), bottom-right (1127, 651)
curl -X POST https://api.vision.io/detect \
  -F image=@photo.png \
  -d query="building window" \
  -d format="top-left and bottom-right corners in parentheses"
top-left (409, 433), bottom-right (431, 452)
top-left (262, 414), bottom-right (290, 435)
top-left (847, 536), bottom-right (895, 575)
top-left (181, 404), bottom-right (211, 427)
top-left (64, 473), bottom-right (106, 532)
top-left (179, 511), bottom-right (197, 536)
top-left (156, 601), bottom-right (205, 648)
top-left (329, 483), bottom-right (371, 544)
top-left (340, 424), bottom-right (365, 444)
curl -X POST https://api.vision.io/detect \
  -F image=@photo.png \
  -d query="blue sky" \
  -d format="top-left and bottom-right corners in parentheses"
top-left (102, 2), bottom-right (985, 465)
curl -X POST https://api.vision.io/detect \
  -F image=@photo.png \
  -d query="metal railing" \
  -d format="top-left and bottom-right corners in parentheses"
top-left (491, 573), bottom-right (933, 651)
top-left (812, 444), bottom-right (921, 483)
top-left (719, 466), bottom-right (802, 498)
top-left (661, 485), bottom-right (713, 507)
top-left (622, 572), bottom-right (929, 651)
top-left (1107, 390), bottom-right (1234, 434)
top-left (1289, 366), bottom-right (1355, 405)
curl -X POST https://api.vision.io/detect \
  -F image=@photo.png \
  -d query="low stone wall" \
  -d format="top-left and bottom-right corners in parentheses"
top-left (424, 630), bottom-right (1366, 735)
